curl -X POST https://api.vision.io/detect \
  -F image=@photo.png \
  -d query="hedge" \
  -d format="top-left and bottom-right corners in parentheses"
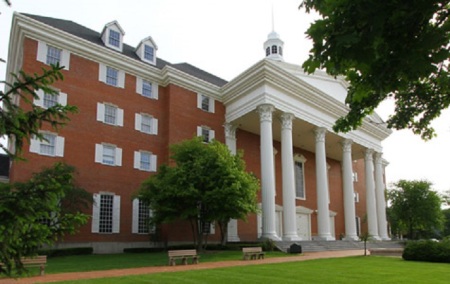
top-left (402, 239), bottom-right (450, 263)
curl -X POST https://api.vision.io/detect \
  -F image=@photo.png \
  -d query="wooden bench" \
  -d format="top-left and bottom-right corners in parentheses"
top-left (242, 247), bottom-right (265, 260)
top-left (168, 250), bottom-right (199, 266)
top-left (0, 255), bottom-right (47, 276)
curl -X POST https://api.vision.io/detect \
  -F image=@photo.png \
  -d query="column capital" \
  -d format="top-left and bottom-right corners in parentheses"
top-left (364, 148), bottom-right (374, 161)
top-left (341, 139), bottom-right (353, 153)
top-left (224, 123), bottom-right (238, 139)
top-left (257, 104), bottom-right (275, 122)
top-left (374, 152), bottom-right (383, 164)
top-left (314, 127), bottom-right (327, 143)
top-left (279, 113), bottom-right (294, 130)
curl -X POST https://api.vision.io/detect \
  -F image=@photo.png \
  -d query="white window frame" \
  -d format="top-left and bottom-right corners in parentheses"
top-left (197, 93), bottom-right (215, 113)
top-left (36, 41), bottom-right (70, 70)
top-left (97, 102), bottom-right (124, 127)
top-left (354, 192), bottom-right (360, 203)
top-left (135, 113), bottom-right (158, 135)
top-left (92, 193), bottom-right (121, 234)
top-left (197, 126), bottom-right (215, 143)
top-left (98, 63), bottom-right (125, 88)
top-left (135, 77), bottom-right (159, 99)
top-left (34, 89), bottom-right (68, 109)
top-left (101, 23), bottom-right (124, 52)
top-left (29, 132), bottom-right (64, 157)
top-left (134, 151), bottom-right (157, 172)
top-left (132, 198), bottom-right (154, 234)
top-left (95, 143), bottom-right (122, 166)
top-left (294, 154), bottom-right (307, 200)
top-left (352, 172), bottom-right (358, 182)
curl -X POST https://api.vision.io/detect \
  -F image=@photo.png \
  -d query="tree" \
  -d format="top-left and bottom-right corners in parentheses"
top-left (443, 208), bottom-right (450, 237)
top-left (0, 162), bottom-right (92, 276)
top-left (300, 0), bottom-right (450, 139)
top-left (137, 137), bottom-right (259, 249)
top-left (1, 64), bottom-right (78, 159)
top-left (387, 180), bottom-right (444, 240)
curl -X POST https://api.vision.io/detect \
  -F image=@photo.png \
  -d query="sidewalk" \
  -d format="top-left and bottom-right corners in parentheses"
top-left (1, 250), bottom-right (365, 284)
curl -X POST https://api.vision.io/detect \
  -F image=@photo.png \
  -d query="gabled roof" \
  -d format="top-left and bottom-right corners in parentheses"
top-left (136, 36), bottom-right (158, 50)
top-left (21, 13), bottom-right (227, 87)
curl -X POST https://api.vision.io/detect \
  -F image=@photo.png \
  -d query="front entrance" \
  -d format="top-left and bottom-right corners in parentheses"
top-left (296, 213), bottom-right (311, 240)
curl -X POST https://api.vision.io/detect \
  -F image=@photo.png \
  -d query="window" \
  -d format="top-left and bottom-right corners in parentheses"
top-left (95, 144), bottom-right (122, 166)
top-left (136, 78), bottom-right (158, 99)
top-left (144, 45), bottom-right (154, 61)
top-left (197, 126), bottom-right (215, 143)
top-left (352, 172), bottom-right (358, 182)
top-left (354, 192), bottom-right (360, 203)
top-left (197, 93), bottom-right (215, 113)
top-left (97, 103), bottom-right (124, 126)
top-left (135, 113), bottom-right (158, 134)
top-left (29, 132), bottom-right (64, 157)
top-left (34, 89), bottom-right (68, 109)
top-left (134, 151), bottom-right (157, 172)
top-left (106, 67), bottom-right (118, 86)
top-left (279, 46), bottom-right (283, 56)
top-left (99, 63), bottom-right (125, 88)
top-left (266, 47), bottom-right (270, 56)
top-left (109, 29), bottom-right (121, 48)
top-left (92, 193), bottom-right (120, 234)
top-left (132, 199), bottom-right (154, 234)
top-left (294, 154), bottom-right (307, 199)
top-left (272, 45), bottom-right (277, 54)
top-left (46, 45), bottom-right (61, 65)
top-left (37, 41), bottom-right (70, 70)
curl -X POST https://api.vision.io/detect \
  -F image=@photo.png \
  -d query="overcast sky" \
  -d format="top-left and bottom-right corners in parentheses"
top-left (1, 0), bottom-right (449, 194)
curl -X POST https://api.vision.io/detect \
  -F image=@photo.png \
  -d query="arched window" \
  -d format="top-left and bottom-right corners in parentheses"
top-left (271, 45), bottom-right (277, 54)
top-left (266, 47), bottom-right (270, 56)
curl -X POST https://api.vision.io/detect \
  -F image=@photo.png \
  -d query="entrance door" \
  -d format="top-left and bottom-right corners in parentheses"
top-left (296, 213), bottom-right (311, 240)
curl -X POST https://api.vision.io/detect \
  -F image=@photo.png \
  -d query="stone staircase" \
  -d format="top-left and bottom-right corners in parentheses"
top-left (276, 240), bottom-right (405, 253)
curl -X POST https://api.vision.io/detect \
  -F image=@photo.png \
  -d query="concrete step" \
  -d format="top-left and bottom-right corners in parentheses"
top-left (276, 240), bottom-right (404, 253)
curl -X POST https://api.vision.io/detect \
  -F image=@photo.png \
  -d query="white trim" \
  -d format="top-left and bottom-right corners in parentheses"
top-left (135, 77), bottom-right (143, 95)
top-left (98, 63), bottom-right (107, 83)
top-left (133, 151), bottom-right (140, 169)
top-left (59, 92), bottom-right (68, 106)
top-left (29, 136), bottom-right (40, 153)
top-left (150, 154), bottom-right (157, 172)
top-left (115, 147), bottom-right (122, 166)
top-left (60, 49), bottom-right (71, 70)
top-left (96, 102), bottom-right (104, 122)
top-left (117, 108), bottom-right (124, 127)
top-left (34, 89), bottom-right (44, 107)
top-left (91, 193), bottom-right (100, 233)
top-left (151, 118), bottom-right (158, 135)
top-left (117, 70), bottom-right (125, 88)
top-left (112, 195), bottom-right (121, 233)
top-left (152, 82), bottom-right (159, 99)
top-left (94, 143), bottom-right (103, 163)
top-left (135, 113), bottom-right (141, 130)
top-left (36, 40), bottom-right (47, 63)
top-left (55, 136), bottom-right (65, 157)
top-left (132, 198), bottom-right (139, 233)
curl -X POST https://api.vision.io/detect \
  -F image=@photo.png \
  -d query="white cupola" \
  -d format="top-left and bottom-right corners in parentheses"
top-left (263, 30), bottom-right (284, 61)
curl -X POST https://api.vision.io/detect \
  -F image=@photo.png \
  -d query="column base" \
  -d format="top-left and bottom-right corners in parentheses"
top-left (343, 235), bottom-right (359, 241)
top-left (313, 235), bottom-right (336, 241)
top-left (260, 233), bottom-right (281, 241)
top-left (282, 234), bottom-right (302, 242)
top-left (380, 236), bottom-right (391, 241)
top-left (370, 235), bottom-right (382, 241)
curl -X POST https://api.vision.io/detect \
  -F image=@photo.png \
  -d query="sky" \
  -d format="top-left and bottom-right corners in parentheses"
top-left (1, 0), bottom-right (449, 195)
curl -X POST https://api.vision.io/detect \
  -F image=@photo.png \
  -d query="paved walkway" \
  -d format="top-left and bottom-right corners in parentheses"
top-left (1, 250), bottom-right (365, 284)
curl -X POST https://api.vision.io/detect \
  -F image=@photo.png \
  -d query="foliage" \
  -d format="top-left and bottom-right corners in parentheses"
top-left (0, 64), bottom-right (78, 159)
top-left (0, 162), bottom-right (92, 276)
top-left (137, 137), bottom-right (259, 249)
top-left (359, 232), bottom-right (371, 256)
top-left (387, 180), bottom-right (444, 239)
top-left (300, 0), bottom-right (450, 139)
top-left (403, 239), bottom-right (450, 263)
top-left (443, 208), bottom-right (450, 237)
top-left (261, 239), bottom-right (276, 252)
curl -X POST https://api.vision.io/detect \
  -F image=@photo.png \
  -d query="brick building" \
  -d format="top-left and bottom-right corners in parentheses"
top-left (5, 13), bottom-right (392, 253)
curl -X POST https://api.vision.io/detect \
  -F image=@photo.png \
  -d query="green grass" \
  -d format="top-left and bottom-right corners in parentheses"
top-left (54, 256), bottom-right (450, 284)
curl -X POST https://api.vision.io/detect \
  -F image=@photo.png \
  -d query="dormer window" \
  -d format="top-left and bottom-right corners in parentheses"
top-left (136, 36), bottom-right (158, 65)
top-left (101, 21), bottom-right (125, 52)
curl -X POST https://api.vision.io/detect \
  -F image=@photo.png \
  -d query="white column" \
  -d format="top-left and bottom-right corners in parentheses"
top-left (313, 127), bottom-right (334, 240)
top-left (224, 123), bottom-right (240, 242)
top-left (257, 104), bottom-right (280, 240)
top-left (374, 152), bottom-right (390, 240)
top-left (280, 113), bottom-right (300, 241)
top-left (364, 149), bottom-right (381, 240)
top-left (341, 139), bottom-right (358, 241)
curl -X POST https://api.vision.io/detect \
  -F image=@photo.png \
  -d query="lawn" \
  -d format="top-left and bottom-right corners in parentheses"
top-left (54, 256), bottom-right (449, 284)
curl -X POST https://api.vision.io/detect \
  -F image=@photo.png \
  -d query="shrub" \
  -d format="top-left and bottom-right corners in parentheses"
top-left (403, 240), bottom-right (450, 263)
top-left (261, 239), bottom-right (276, 252)
top-left (38, 247), bottom-right (93, 258)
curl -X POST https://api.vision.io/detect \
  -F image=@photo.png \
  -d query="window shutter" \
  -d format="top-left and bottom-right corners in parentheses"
top-left (112, 195), bottom-right (121, 233)
top-left (197, 93), bottom-right (202, 109)
top-left (133, 151), bottom-right (140, 169)
top-left (117, 108), bottom-right (124, 127)
top-left (98, 63), bottom-right (106, 83)
top-left (136, 77), bottom-right (142, 95)
top-left (132, 199), bottom-right (139, 234)
top-left (34, 90), bottom-right (44, 108)
top-left (197, 126), bottom-right (202, 137)
top-left (91, 194), bottom-right (100, 233)
top-left (209, 97), bottom-right (215, 113)
top-left (95, 144), bottom-right (103, 163)
top-left (151, 155), bottom-right (157, 172)
top-left (29, 137), bottom-right (40, 153)
top-left (55, 136), bottom-right (65, 157)
top-left (59, 92), bottom-right (68, 106)
top-left (151, 118), bottom-right (158, 135)
top-left (96, 103), bottom-right (104, 122)
top-left (209, 129), bottom-right (215, 141)
top-left (36, 41), bottom-right (47, 63)
top-left (152, 83), bottom-right (159, 99)
top-left (135, 113), bottom-right (141, 131)
top-left (115, 147), bottom-right (122, 166)
top-left (60, 49), bottom-right (70, 70)
top-left (118, 70), bottom-right (125, 88)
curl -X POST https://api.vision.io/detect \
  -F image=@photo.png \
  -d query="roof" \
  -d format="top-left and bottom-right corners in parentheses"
top-left (22, 13), bottom-right (227, 87)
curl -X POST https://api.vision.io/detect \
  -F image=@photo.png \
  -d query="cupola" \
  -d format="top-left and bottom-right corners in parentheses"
top-left (263, 30), bottom-right (284, 61)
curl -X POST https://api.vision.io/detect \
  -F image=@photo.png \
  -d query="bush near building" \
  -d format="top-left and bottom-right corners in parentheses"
top-left (402, 239), bottom-right (450, 263)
